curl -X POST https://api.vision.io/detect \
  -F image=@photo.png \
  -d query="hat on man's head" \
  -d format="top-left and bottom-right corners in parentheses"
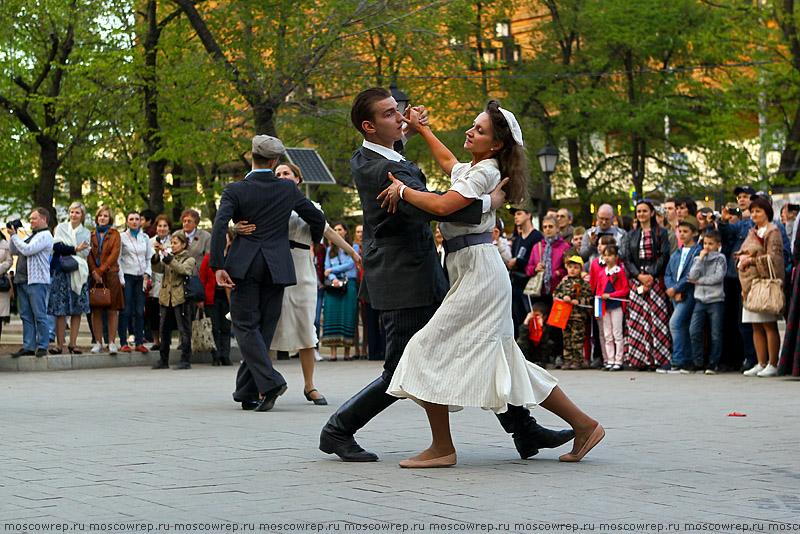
top-left (252, 135), bottom-right (286, 159)
top-left (678, 215), bottom-right (699, 232)
top-left (508, 205), bottom-right (532, 215)
top-left (734, 185), bottom-right (756, 197)
top-left (565, 255), bottom-right (584, 267)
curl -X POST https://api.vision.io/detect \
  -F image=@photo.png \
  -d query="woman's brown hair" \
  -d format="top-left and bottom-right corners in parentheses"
top-left (329, 222), bottom-right (353, 258)
top-left (485, 100), bottom-right (529, 204)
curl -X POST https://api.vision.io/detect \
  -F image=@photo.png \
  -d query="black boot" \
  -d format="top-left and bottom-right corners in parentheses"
top-left (495, 404), bottom-right (575, 459)
top-left (319, 376), bottom-right (399, 461)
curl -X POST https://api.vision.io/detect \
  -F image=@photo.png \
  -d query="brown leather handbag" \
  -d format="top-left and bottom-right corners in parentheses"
top-left (89, 282), bottom-right (112, 308)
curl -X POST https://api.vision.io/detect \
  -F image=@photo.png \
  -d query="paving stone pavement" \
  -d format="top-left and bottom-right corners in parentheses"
top-left (1, 360), bottom-right (799, 534)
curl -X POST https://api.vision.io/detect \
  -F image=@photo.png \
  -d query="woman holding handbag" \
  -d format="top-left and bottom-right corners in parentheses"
top-left (88, 206), bottom-right (125, 354)
top-left (736, 195), bottom-right (784, 377)
top-left (48, 202), bottom-right (92, 354)
top-left (524, 216), bottom-right (570, 305)
top-left (150, 233), bottom-right (196, 369)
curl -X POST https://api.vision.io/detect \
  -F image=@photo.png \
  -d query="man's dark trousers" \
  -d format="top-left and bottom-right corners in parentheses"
top-left (231, 252), bottom-right (287, 402)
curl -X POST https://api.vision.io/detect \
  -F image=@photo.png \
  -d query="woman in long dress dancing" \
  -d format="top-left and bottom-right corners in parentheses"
top-left (379, 101), bottom-right (603, 468)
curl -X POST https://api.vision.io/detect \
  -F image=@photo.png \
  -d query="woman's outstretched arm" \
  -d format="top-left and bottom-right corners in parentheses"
top-left (406, 109), bottom-right (458, 176)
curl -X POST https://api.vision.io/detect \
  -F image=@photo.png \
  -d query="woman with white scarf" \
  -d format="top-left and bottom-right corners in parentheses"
top-left (48, 202), bottom-right (91, 354)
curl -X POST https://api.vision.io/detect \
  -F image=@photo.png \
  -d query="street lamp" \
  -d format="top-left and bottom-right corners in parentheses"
top-left (389, 82), bottom-right (410, 114)
top-left (537, 142), bottom-right (559, 222)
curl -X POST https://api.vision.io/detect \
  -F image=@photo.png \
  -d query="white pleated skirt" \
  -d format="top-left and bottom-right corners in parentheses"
top-left (388, 243), bottom-right (558, 414)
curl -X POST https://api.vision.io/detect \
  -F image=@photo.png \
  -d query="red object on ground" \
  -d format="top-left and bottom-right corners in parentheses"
top-left (727, 412), bottom-right (746, 417)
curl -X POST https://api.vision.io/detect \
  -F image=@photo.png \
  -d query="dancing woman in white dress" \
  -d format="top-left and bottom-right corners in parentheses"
top-left (379, 101), bottom-right (604, 467)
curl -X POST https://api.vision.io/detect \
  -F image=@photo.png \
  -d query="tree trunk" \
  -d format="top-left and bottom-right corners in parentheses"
top-left (143, 0), bottom-right (167, 214)
top-left (35, 135), bottom-right (59, 224)
top-left (778, 102), bottom-right (800, 182)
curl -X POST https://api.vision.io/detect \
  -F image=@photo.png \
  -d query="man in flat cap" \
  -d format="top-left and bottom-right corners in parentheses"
top-left (210, 135), bottom-right (326, 411)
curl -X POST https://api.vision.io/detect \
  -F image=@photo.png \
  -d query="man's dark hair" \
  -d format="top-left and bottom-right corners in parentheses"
top-left (676, 196), bottom-right (698, 216)
top-left (140, 209), bottom-right (156, 222)
top-left (704, 229), bottom-right (721, 243)
top-left (32, 207), bottom-right (49, 224)
top-left (351, 87), bottom-right (392, 135)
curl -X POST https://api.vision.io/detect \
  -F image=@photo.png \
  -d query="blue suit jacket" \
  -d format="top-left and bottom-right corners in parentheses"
top-left (664, 242), bottom-right (703, 297)
top-left (209, 169), bottom-right (326, 284)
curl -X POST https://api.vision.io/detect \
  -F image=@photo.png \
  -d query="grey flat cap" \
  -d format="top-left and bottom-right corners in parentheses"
top-left (252, 135), bottom-right (286, 159)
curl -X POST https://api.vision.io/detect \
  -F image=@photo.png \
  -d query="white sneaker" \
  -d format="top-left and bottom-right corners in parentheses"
top-left (743, 363), bottom-right (765, 376)
top-left (314, 349), bottom-right (323, 362)
top-left (90, 343), bottom-right (103, 354)
top-left (756, 363), bottom-right (778, 377)
top-left (108, 342), bottom-right (118, 355)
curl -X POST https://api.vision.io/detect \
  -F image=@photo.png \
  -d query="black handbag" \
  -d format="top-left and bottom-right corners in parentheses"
top-left (60, 255), bottom-right (79, 273)
top-left (323, 275), bottom-right (348, 295)
top-left (184, 275), bottom-right (206, 303)
top-left (0, 275), bottom-right (10, 292)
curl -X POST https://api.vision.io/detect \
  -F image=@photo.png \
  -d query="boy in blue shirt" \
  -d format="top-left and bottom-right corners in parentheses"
top-left (660, 215), bottom-right (702, 373)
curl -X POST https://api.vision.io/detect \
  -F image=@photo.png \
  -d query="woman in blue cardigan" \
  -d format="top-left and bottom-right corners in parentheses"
top-left (321, 222), bottom-right (358, 361)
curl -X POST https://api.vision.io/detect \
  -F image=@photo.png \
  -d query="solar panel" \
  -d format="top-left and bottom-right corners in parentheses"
top-left (285, 148), bottom-right (337, 185)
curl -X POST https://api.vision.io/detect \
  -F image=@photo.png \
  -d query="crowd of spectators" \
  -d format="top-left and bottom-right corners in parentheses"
top-left (3, 181), bottom-right (800, 379)
top-left (0, 200), bottom-right (378, 372)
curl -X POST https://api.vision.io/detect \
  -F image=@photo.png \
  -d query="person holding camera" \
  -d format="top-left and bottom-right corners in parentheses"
top-left (8, 208), bottom-right (54, 357)
top-left (48, 202), bottom-right (91, 355)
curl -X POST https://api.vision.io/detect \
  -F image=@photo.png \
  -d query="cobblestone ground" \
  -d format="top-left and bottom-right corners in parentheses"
top-left (1, 360), bottom-right (799, 533)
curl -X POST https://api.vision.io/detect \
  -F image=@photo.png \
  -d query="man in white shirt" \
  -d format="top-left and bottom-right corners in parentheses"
top-left (8, 208), bottom-right (54, 357)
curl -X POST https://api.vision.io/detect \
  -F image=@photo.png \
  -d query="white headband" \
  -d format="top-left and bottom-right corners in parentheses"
top-left (498, 107), bottom-right (524, 147)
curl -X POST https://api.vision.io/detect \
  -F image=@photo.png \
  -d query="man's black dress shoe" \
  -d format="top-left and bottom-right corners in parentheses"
top-left (35, 349), bottom-right (47, 357)
top-left (241, 400), bottom-right (259, 410)
top-left (151, 360), bottom-right (169, 369)
top-left (319, 425), bottom-right (378, 462)
top-left (254, 385), bottom-right (287, 412)
top-left (11, 349), bottom-right (35, 358)
top-left (515, 427), bottom-right (575, 460)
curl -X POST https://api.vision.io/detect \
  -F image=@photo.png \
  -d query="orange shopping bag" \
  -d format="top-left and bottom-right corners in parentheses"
top-left (546, 299), bottom-right (572, 329)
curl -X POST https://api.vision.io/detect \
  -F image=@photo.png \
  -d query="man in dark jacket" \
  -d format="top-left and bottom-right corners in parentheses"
top-left (210, 135), bottom-right (326, 412)
top-left (319, 87), bottom-right (573, 462)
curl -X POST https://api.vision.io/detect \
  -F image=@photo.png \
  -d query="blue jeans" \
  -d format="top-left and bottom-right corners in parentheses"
top-left (17, 283), bottom-right (50, 350)
top-left (669, 292), bottom-right (695, 367)
top-left (119, 274), bottom-right (146, 346)
top-left (690, 300), bottom-right (723, 367)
